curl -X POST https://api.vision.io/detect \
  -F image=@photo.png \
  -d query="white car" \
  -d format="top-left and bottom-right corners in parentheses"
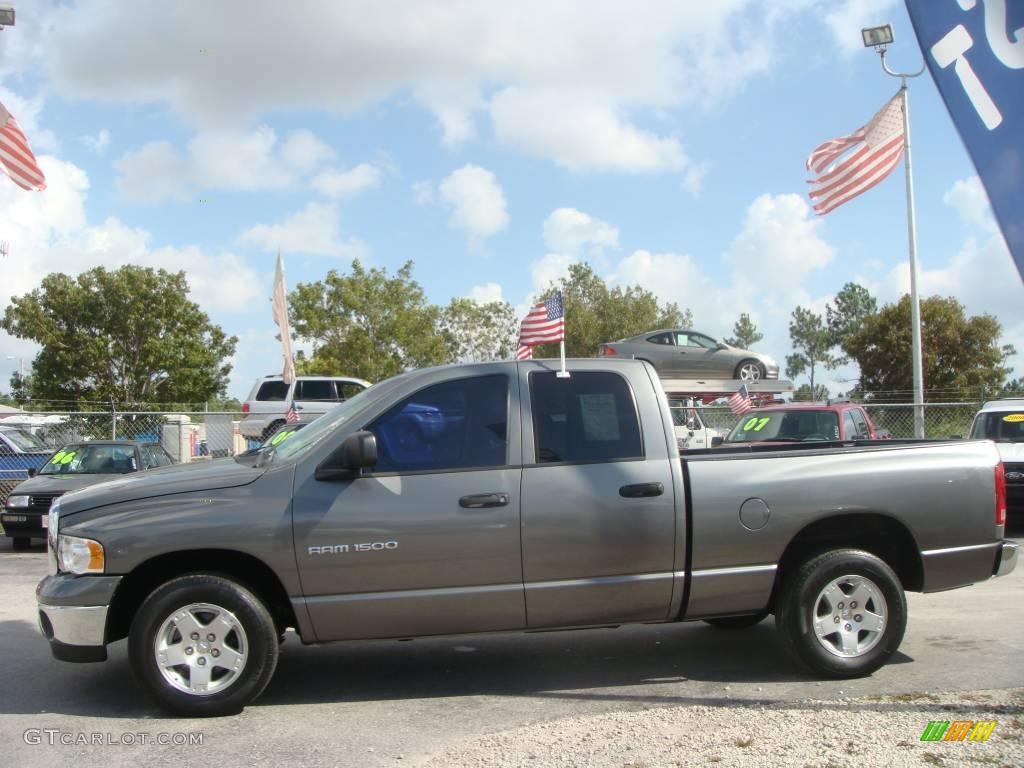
top-left (969, 398), bottom-right (1023, 519)
top-left (239, 375), bottom-right (370, 441)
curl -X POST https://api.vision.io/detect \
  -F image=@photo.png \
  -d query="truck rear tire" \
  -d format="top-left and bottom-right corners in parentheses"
top-left (776, 548), bottom-right (906, 678)
top-left (128, 574), bottom-right (279, 717)
top-left (704, 612), bottom-right (768, 629)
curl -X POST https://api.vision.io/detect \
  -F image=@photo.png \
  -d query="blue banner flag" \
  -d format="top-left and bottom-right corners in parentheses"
top-left (905, 0), bottom-right (1024, 281)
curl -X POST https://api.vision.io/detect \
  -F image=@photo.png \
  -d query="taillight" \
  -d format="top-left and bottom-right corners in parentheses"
top-left (600, 345), bottom-right (618, 357)
top-left (995, 463), bottom-right (1007, 527)
top-left (242, 403), bottom-right (250, 414)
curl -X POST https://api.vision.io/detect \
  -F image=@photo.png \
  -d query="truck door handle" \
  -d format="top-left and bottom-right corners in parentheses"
top-left (459, 493), bottom-right (510, 509)
top-left (619, 482), bottom-right (664, 498)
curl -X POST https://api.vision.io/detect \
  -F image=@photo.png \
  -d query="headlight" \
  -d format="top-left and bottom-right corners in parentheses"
top-left (57, 534), bottom-right (105, 574)
top-left (47, 498), bottom-right (60, 553)
top-left (5, 494), bottom-right (29, 508)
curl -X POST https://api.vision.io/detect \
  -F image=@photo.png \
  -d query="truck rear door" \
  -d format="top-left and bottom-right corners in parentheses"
top-left (520, 365), bottom-right (678, 627)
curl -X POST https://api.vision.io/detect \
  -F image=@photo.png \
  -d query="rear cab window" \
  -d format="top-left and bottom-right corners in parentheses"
top-left (530, 371), bottom-right (643, 464)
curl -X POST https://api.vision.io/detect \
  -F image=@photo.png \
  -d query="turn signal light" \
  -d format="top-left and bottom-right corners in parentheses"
top-left (995, 463), bottom-right (1007, 527)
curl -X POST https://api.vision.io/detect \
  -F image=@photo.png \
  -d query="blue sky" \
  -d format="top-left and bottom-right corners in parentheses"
top-left (0, 0), bottom-right (1020, 402)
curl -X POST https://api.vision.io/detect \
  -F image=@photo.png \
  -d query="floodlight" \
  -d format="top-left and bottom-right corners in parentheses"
top-left (862, 24), bottom-right (894, 48)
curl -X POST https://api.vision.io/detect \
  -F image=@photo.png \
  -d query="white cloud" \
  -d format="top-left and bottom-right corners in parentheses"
top-left (311, 163), bottom-right (382, 200)
top-left (529, 252), bottom-right (577, 294)
top-left (490, 88), bottom-right (687, 173)
top-left (724, 193), bottom-right (835, 292)
top-left (0, 156), bottom-right (263, 381)
top-left (114, 126), bottom-right (341, 203)
top-left (821, 0), bottom-right (899, 55)
top-left (237, 202), bottom-right (368, 259)
top-left (411, 180), bottom-right (435, 205)
top-left (681, 162), bottom-right (709, 196)
top-left (542, 208), bottom-right (619, 255)
top-left (80, 128), bottom-right (111, 155)
top-left (943, 175), bottom-right (998, 234)
top-left (42, 2), bottom-right (808, 171)
top-left (438, 164), bottom-right (509, 245)
top-left (468, 283), bottom-right (504, 303)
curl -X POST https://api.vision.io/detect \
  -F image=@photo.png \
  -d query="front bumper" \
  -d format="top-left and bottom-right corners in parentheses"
top-left (36, 573), bottom-right (122, 662)
top-left (1, 510), bottom-right (47, 539)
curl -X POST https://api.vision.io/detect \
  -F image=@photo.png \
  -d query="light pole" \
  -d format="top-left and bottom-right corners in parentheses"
top-left (862, 24), bottom-right (926, 439)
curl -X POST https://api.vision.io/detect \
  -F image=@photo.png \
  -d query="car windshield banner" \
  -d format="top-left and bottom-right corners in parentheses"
top-left (904, 0), bottom-right (1023, 282)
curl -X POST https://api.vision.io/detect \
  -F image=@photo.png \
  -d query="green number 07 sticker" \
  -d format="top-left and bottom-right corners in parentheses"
top-left (742, 416), bottom-right (771, 432)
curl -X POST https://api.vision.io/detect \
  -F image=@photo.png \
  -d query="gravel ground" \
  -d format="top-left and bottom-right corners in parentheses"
top-left (419, 688), bottom-right (1024, 767)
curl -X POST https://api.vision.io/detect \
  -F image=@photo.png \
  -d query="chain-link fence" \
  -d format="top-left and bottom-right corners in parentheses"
top-left (1, 411), bottom-right (249, 504)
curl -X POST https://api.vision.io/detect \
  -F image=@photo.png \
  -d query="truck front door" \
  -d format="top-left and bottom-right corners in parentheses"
top-left (520, 368), bottom-right (678, 628)
top-left (292, 371), bottom-right (525, 641)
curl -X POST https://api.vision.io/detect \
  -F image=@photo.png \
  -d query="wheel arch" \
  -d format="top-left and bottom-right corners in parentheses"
top-left (107, 549), bottom-right (298, 643)
top-left (769, 512), bottom-right (923, 611)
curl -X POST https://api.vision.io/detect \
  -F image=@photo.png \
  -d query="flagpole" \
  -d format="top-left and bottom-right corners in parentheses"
top-left (557, 339), bottom-right (569, 378)
top-left (876, 45), bottom-right (927, 439)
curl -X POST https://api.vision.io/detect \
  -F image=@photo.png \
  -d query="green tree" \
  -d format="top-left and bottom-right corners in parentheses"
top-left (826, 282), bottom-right (878, 363)
top-left (724, 313), bottom-right (763, 349)
top-left (846, 295), bottom-right (1013, 397)
top-left (1000, 377), bottom-right (1024, 397)
top-left (785, 306), bottom-right (839, 393)
top-left (535, 263), bottom-right (691, 358)
top-left (2, 266), bottom-right (237, 407)
top-left (792, 383), bottom-right (831, 402)
top-left (289, 260), bottom-right (448, 382)
top-left (441, 297), bottom-right (518, 363)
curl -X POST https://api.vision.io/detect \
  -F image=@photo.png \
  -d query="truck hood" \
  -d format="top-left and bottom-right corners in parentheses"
top-left (6, 473), bottom-right (127, 497)
top-left (57, 458), bottom-right (266, 514)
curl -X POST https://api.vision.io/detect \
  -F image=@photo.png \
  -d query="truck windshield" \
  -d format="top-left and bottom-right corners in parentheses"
top-left (39, 444), bottom-right (138, 475)
top-left (725, 410), bottom-right (840, 442)
top-left (0, 428), bottom-right (48, 451)
top-left (969, 412), bottom-right (1024, 443)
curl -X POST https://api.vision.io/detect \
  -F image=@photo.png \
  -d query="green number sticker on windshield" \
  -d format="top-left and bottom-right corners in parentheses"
top-left (59, 451), bottom-right (76, 465)
top-left (742, 417), bottom-right (759, 431)
top-left (269, 430), bottom-right (293, 446)
top-left (752, 417), bottom-right (771, 432)
top-left (50, 451), bottom-right (67, 464)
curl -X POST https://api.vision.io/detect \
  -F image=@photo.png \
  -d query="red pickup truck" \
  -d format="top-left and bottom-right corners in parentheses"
top-left (718, 401), bottom-right (889, 446)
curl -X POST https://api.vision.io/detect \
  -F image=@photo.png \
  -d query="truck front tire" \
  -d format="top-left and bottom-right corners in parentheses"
top-left (128, 574), bottom-right (279, 717)
top-left (776, 549), bottom-right (906, 678)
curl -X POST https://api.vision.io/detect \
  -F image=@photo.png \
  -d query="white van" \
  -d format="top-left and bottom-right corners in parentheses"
top-left (239, 375), bottom-right (371, 441)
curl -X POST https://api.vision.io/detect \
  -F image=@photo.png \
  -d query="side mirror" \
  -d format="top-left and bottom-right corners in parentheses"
top-left (711, 436), bottom-right (724, 448)
top-left (315, 430), bottom-right (378, 482)
top-left (27, 467), bottom-right (37, 478)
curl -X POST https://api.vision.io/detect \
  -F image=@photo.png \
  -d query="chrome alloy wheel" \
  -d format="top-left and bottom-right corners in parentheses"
top-left (812, 575), bottom-right (887, 658)
top-left (738, 362), bottom-right (763, 382)
top-left (154, 602), bottom-right (248, 696)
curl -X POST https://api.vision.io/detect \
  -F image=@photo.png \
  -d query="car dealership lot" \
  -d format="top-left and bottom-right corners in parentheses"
top-left (1, 536), bottom-right (1022, 767)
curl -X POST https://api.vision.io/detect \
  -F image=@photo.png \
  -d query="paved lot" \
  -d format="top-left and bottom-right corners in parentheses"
top-left (0, 534), bottom-right (1022, 767)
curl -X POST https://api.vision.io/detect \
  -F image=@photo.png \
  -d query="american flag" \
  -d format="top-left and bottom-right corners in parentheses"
top-left (272, 249), bottom-right (296, 385)
top-left (0, 101), bottom-right (46, 191)
top-left (515, 344), bottom-right (533, 360)
top-left (806, 91), bottom-right (904, 215)
top-left (727, 384), bottom-right (753, 416)
top-left (518, 292), bottom-right (565, 350)
top-left (285, 402), bottom-right (299, 424)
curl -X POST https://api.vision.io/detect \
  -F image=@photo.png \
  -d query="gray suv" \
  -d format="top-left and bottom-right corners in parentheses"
top-left (239, 375), bottom-right (370, 441)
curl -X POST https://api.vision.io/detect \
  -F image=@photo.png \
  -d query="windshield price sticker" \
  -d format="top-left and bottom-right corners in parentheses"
top-left (1003, 414), bottom-right (1024, 423)
top-left (50, 450), bottom-right (76, 465)
top-left (742, 416), bottom-right (772, 432)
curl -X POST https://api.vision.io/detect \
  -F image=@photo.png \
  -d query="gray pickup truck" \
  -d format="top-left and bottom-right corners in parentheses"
top-left (37, 360), bottom-right (1017, 716)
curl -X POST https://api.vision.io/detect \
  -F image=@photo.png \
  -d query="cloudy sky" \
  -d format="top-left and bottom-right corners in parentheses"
top-left (0, 0), bottom-right (1020, 401)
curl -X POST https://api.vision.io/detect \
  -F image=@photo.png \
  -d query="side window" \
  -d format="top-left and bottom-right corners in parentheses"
top-left (140, 446), bottom-right (155, 470)
top-left (675, 332), bottom-right (697, 347)
top-left (646, 333), bottom-right (674, 345)
top-left (367, 374), bottom-right (509, 473)
top-left (296, 380), bottom-right (338, 401)
top-left (690, 334), bottom-right (718, 350)
top-left (843, 411), bottom-right (858, 439)
top-left (256, 381), bottom-right (289, 401)
top-left (144, 446), bottom-right (172, 467)
top-left (338, 381), bottom-right (366, 400)
top-left (851, 409), bottom-right (870, 438)
top-left (531, 371), bottom-right (643, 464)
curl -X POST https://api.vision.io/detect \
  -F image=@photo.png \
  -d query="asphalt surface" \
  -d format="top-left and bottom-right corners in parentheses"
top-left (1, 531), bottom-right (1022, 767)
